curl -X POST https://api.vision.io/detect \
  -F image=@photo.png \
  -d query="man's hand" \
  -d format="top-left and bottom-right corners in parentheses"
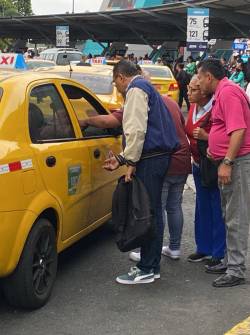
top-left (103, 152), bottom-right (120, 171)
top-left (218, 163), bottom-right (232, 185)
top-left (125, 165), bottom-right (136, 183)
top-left (193, 127), bottom-right (208, 140)
top-left (207, 148), bottom-right (213, 160)
top-left (79, 119), bottom-right (89, 129)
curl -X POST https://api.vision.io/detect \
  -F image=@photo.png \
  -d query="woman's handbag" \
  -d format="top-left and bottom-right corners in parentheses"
top-left (196, 112), bottom-right (219, 188)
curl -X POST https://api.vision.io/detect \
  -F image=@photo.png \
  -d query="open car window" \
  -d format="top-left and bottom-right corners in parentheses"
top-left (29, 84), bottom-right (75, 143)
top-left (62, 84), bottom-right (116, 138)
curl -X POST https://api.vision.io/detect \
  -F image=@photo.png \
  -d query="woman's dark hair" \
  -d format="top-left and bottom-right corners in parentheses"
top-left (187, 56), bottom-right (194, 62)
top-left (177, 63), bottom-right (184, 70)
top-left (197, 59), bottom-right (225, 80)
top-left (113, 60), bottom-right (139, 78)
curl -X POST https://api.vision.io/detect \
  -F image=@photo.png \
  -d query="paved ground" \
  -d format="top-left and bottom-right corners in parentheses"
top-left (1, 188), bottom-right (250, 335)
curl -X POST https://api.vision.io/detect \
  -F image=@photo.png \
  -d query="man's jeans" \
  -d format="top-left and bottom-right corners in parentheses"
top-left (161, 174), bottom-right (188, 250)
top-left (220, 154), bottom-right (250, 278)
top-left (136, 155), bottom-right (170, 274)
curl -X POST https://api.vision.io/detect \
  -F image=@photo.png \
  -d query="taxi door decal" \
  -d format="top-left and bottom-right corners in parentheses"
top-left (68, 165), bottom-right (82, 195)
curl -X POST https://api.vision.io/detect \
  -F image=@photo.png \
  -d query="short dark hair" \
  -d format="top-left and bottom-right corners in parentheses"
top-left (197, 59), bottom-right (225, 80)
top-left (113, 60), bottom-right (139, 78)
top-left (177, 63), bottom-right (184, 69)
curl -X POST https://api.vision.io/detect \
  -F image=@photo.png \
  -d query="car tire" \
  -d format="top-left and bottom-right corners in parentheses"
top-left (3, 218), bottom-right (58, 309)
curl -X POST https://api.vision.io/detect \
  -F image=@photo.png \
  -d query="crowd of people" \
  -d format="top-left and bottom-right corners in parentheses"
top-left (82, 57), bottom-right (250, 288)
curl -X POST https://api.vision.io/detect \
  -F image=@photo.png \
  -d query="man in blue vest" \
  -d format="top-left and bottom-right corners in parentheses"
top-left (104, 60), bottom-right (179, 284)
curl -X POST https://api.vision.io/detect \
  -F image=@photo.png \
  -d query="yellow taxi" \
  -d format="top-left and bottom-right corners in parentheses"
top-left (0, 71), bottom-right (123, 309)
top-left (36, 64), bottom-right (124, 113)
top-left (140, 64), bottom-right (179, 102)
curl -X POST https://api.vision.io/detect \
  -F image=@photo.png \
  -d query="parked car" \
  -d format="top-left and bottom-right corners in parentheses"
top-left (37, 64), bottom-right (124, 112)
top-left (39, 48), bottom-right (83, 65)
top-left (0, 71), bottom-right (123, 309)
top-left (26, 59), bottom-right (56, 70)
top-left (140, 65), bottom-right (179, 102)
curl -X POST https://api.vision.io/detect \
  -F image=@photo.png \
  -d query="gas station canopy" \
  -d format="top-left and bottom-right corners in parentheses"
top-left (0, 0), bottom-right (249, 44)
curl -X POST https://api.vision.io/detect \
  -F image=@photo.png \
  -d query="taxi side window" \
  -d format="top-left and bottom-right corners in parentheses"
top-left (29, 84), bottom-right (75, 142)
top-left (62, 84), bottom-right (111, 138)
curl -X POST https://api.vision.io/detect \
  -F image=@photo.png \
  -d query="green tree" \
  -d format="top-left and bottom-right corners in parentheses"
top-left (0, 0), bottom-right (18, 16)
top-left (13, 0), bottom-right (32, 16)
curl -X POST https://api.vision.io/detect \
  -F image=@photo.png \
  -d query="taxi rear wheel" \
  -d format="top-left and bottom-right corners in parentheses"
top-left (3, 218), bottom-right (58, 309)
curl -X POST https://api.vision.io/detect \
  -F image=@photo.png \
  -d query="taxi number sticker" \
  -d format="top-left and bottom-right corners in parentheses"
top-left (68, 165), bottom-right (81, 195)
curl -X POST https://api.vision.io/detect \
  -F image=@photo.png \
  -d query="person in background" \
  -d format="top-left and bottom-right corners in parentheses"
top-left (229, 62), bottom-right (245, 88)
top-left (103, 60), bottom-right (180, 285)
top-left (220, 57), bottom-right (230, 78)
top-left (176, 63), bottom-right (190, 110)
top-left (156, 57), bottom-right (164, 66)
top-left (185, 75), bottom-right (226, 271)
top-left (197, 58), bottom-right (250, 287)
top-left (185, 56), bottom-right (196, 78)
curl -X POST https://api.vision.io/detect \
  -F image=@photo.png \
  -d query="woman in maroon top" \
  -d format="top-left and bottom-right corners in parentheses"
top-left (185, 76), bottom-right (226, 272)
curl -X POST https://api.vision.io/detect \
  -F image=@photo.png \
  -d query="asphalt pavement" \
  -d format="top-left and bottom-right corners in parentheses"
top-left (1, 187), bottom-right (250, 335)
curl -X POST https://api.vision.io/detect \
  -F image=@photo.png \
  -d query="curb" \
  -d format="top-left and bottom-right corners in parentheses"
top-left (224, 316), bottom-right (250, 335)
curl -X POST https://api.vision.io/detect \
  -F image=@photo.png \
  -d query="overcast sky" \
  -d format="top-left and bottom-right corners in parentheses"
top-left (31, 0), bottom-right (102, 15)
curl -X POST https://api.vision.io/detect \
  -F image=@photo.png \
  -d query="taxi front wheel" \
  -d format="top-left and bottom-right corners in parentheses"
top-left (3, 218), bottom-right (58, 309)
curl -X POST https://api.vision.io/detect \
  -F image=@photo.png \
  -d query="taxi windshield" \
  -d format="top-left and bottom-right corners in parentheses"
top-left (0, 87), bottom-right (3, 102)
top-left (142, 66), bottom-right (172, 79)
top-left (58, 72), bottom-right (113, 95)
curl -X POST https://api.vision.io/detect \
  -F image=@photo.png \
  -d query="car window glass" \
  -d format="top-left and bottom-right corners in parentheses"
top-left (29, 84), bottom-right (75, 142)
top-left (62, 84), bottom-right (111, 138)
top-left (56, 72), bottom-right (113, 95)
top-left (141, 66), bottom-right (172, 78)
top-left (57, 53), bottom-right (82, 65)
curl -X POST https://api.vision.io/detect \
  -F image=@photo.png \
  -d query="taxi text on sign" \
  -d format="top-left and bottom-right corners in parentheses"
top-left (187, 8), bottom-right (209, 51)
top-left (0, 53), bottom-right (27, 69)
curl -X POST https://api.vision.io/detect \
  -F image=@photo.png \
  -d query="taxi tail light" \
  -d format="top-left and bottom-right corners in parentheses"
top-left (169, 83), bottom-right (179, 91)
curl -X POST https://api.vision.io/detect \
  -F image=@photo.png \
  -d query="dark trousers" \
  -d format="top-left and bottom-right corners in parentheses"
top-left (193, 164), bottom-right (226, 258)
top-left (136, 155), bottom-right (170, 273)
top-left (178, 88), bottom-right (190, 110)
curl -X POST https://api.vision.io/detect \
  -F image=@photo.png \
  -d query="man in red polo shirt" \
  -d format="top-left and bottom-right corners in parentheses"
top-left (197, 58), bottom-right (250, 288)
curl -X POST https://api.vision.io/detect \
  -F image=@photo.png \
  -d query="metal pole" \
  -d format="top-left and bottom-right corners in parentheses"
top-left (72, 0), bottom-right (75, 14)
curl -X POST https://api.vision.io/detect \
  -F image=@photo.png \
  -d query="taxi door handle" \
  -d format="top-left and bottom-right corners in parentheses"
top-left (46, 156), bottom-right (56, 167)
top-left (93, 149), bottom-right (101, 159)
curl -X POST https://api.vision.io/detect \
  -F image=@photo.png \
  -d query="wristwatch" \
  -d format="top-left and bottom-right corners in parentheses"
top-left (222, 157), bottom-right (234, 166)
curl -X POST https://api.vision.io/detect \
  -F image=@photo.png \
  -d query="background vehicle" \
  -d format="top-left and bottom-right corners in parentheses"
top-left (26, 59), bottom-right (56, 70)
top-left (40, 48), bottom-right (83, 65)
top-left (141, 64), bottom-right (179, 102)
top-left (0, 71), bottom-right (123, 309)
top-left (37, 64), bottom-right (123, 112)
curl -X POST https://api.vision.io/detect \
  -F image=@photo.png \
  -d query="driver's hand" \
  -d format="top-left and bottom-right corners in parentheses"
top-left (79, 119), bottom-right (89, 129)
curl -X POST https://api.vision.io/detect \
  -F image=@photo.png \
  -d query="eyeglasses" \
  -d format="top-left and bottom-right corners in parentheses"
top-left (188, 86), bottom-right (200, 93)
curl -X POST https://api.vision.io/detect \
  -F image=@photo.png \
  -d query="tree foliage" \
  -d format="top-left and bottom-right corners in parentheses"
top-left (0, 0), bottom-right (32, 17)
top-left (13, 0), bottom-right (32, 16)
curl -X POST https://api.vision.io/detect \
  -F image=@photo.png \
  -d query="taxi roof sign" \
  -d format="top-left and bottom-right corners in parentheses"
top-left (0, 53), bottom-right (27, 70)
top-left (88, 57), bottom-right (107, 65)
top-left (138, 60), bottom-right (153, 65)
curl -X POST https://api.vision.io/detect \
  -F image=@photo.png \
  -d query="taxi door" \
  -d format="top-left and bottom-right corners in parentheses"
top-left (60, 83), bottom-right (122, 224)
top-left (28, 81), bottom-right (92, 241)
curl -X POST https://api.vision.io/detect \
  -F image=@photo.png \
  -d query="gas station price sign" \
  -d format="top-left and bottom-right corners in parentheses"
top-left (187, 8), bottom-right (209, 51)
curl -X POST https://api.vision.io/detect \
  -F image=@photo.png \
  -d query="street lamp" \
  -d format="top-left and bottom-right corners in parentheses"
top-left (72, 0), bottom-right (75, 14)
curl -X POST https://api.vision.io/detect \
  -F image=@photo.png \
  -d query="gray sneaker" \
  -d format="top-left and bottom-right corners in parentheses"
top-left (116, 267), bottom-right (155, 285)
top-left (162, 246), bottom-right (180, 260)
